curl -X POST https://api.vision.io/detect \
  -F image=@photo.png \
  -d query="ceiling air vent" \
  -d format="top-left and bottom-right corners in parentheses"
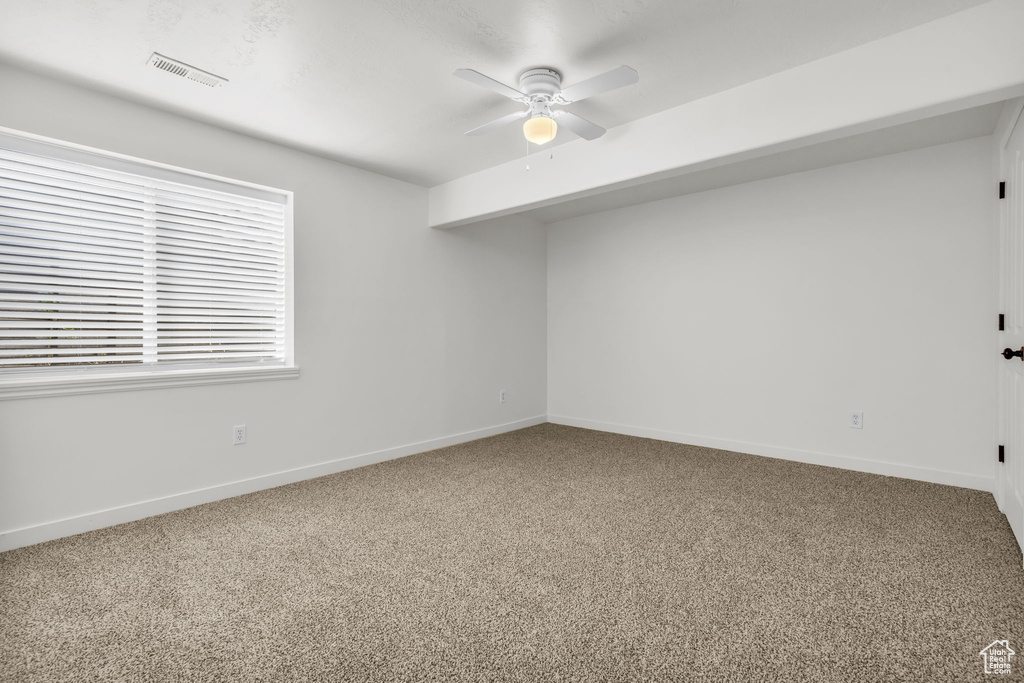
top-left (147, 53), bottom-right (226, 88)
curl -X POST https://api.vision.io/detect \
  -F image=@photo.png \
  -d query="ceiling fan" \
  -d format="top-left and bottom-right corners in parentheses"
top-left (454, 65), bottom-right (639, 145)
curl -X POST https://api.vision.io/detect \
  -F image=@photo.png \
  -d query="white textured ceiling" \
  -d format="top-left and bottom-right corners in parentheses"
top-left (0, 0), bottom-right (992, 187)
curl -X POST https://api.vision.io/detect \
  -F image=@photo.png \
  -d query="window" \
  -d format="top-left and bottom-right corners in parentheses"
top-left (0, 130), bottom-right (296, 399)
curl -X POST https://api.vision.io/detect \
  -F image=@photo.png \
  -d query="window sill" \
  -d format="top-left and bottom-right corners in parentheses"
top-left (0, 365), bottom-right (300, 400)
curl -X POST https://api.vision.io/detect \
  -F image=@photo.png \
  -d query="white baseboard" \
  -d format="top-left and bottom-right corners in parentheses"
top-left (0, 415), bottom-right (547, 553)
top-left (548, 415), bottom-right (995, 493)
top-left (4, 414), bottom-right (994, 553)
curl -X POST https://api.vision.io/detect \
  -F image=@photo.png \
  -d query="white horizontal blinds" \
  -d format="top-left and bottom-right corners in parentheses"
top-left (0, 148), bottom-right (149, 368)
top-left (153, 181), bottom-right (286, 364)
top-left (0, 141), bottom-right (287, 371)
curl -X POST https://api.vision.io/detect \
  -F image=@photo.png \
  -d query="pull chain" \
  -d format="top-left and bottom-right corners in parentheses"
top-left (525, 140), bottom-right (553, 170)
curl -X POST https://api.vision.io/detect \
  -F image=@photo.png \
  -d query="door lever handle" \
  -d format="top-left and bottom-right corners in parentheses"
top-left (1003, 347), bottom-right (1024, 360)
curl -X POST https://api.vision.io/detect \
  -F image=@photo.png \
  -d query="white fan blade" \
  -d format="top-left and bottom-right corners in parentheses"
top-left (557, 65), bottom-right (639, 103)
top-left (465, 110), bottom-right (529, 136)
top-left (453, 69), bottom-right (526, 101)
top-left (552, 110), bottom-right (606, 140)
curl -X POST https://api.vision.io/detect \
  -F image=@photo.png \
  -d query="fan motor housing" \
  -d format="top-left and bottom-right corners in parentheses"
top-left (519, 68), bottom-right (562, 97)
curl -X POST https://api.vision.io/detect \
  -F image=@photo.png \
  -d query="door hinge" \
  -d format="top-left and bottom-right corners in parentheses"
top-left (1000, 313), bottom-right (1005, 331)
top-left (999, 444), bottom-right (1005, 463)
top-left (1000, 181), bottom-right (1006, 199)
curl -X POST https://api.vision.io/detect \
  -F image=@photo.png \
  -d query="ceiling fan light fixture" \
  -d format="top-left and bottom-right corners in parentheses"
top-left (455, 65), bottom-right (638, 142)
top-left (523, 115), bottom-right (557, 144)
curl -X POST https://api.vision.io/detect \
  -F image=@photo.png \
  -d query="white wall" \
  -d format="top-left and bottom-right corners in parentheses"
top-left (548, 137), bottom-right (997, 491)
top-left (0, 64), bottom-right (547, 549)
top-left (0, 62), bottom-right (1001, 551)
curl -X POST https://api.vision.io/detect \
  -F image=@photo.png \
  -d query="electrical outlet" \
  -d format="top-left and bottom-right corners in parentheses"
top-left (499, 389), bottom-right (507, 403)
top-left (233, 425), bottom-right (246, 445)
top-left (849, 412), bottom-right (863, 429)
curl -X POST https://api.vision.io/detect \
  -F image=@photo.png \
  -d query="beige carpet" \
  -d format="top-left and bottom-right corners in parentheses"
top-left (1, 424), bottom-right (1022, 682)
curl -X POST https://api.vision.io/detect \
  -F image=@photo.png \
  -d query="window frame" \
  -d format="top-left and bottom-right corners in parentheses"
top-left (0, 127), bottom-right (297, 400)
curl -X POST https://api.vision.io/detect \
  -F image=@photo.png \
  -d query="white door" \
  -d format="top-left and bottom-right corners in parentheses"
top-left (998, 103), bottom-right (1024, 560)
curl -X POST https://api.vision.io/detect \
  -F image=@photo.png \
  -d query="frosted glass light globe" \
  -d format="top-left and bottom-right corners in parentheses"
top-left (523, 116), bottom-right (557, 144)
